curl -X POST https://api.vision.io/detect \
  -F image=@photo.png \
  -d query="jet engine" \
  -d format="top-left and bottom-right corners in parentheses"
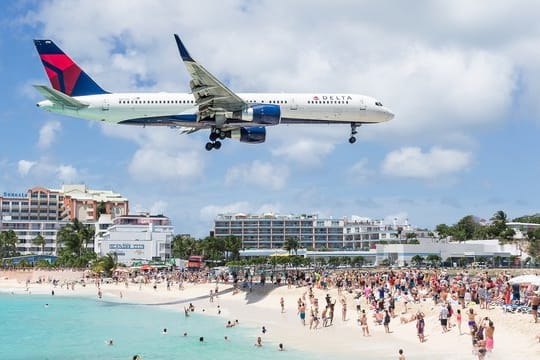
top-left (228, 126), bottom-right (266, 143)
top-left (234, 104), bottom-right (281, 125)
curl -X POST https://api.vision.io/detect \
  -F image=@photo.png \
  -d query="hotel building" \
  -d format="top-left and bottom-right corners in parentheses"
top-left (214, 213), bottom-right (411, 250)
top-left (94, 214), bottom-right (173, 265)
top-left (0, 185), bottom-right (128, 255)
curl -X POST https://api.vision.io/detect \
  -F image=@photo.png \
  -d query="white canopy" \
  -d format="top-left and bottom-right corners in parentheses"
top-left (509, 274), bottom-right (540, 286)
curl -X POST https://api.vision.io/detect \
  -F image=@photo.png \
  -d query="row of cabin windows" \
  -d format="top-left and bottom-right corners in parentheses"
top-left (116, 99), bottom-right (356, 106)
top-left (246, 100), bottom-right (288, 104)
top-left (117, 99), bottom-right (289, 105)
top-left (118, 100), bottom-right (195, 104)
top-left (307, 100), bottom-right (349, 104)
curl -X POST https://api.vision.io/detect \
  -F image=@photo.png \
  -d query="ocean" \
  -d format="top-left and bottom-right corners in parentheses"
top-left (0, 293), bottom-right (319, 360)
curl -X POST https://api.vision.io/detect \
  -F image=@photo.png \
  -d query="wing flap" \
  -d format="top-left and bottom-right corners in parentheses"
top-left (174, 34), bottom-right (246, 117)
top-left (33, 85), bottom-right (88, 109)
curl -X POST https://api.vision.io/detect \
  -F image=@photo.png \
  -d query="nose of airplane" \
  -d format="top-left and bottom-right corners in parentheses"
top-left (385, 108), bottom-right (394, 121)
top-left (377, 107), bottom-right (394, 122)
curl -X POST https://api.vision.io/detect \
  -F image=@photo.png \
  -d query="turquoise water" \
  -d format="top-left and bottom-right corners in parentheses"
top-left (0, 294), bottom-right (318, 360)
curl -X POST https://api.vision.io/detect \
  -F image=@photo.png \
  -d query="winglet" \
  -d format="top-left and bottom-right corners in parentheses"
top-left (174, 34), bottom-right (194, 62)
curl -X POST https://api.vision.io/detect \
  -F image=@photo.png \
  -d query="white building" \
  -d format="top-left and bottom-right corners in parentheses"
top-left (240, 238), bottom-right (522, 267)
top-left (376, 238), bottom-right (521, 266)
top-left (95, 214), bottom-right (173, 265)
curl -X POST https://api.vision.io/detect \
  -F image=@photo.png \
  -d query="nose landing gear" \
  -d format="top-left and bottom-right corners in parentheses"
top-left (349, 123), bottom-right (360, 144)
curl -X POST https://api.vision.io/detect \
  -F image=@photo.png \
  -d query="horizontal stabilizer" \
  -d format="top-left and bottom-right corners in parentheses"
top-left (33, 85), bottom-right (88, 109)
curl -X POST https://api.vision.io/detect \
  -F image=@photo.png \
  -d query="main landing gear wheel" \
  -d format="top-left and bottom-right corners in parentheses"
top-left (205, 140), bottom-right (222, 151)
top-left (348, 123), bottom-right (360, 144)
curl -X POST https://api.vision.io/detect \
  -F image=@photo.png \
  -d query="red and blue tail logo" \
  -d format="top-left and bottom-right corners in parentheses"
top-left (34, 39), bottom-right (108, 96)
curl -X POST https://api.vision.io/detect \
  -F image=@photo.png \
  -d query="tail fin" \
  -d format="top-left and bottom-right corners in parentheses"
top-left (34, 39), bottom-right (109, 96)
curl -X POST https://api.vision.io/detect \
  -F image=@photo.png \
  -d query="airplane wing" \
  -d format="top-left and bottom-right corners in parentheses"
top-left (33, 85), bottom-right (89, 109)
top-left (174, 34), bottom-right (246, 120)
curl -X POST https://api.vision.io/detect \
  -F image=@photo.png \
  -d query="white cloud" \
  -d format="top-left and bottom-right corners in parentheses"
top-left (128, 148), bottom-right (203, 182)
top-left (38, 121), bottom-right (61, 149)
top-left (225, 160), bottom-right (289, 190)
top-left (381, 147), bottom-right (472, 179)
top-left (150, 200), bottom-right (168, 215)
top-left (56, 165), bottom-right (79, 183)
top-left (271, 138), bottom-right (335, 167)
top-left (199, 201), bottom-right (251, 222)
top-left (346, 159), bottom-right (374, 184)
top-left (17, 160), bottom-right (36, 176)
top-left (17, 159), bottom-right (80, 183)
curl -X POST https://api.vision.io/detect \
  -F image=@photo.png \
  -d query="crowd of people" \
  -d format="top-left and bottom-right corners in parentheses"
top-left (4, 265), bottom-right (540, 358)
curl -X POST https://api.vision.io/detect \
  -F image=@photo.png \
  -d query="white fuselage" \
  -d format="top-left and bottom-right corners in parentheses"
top-left (37, 92), bottom-right (394, 127)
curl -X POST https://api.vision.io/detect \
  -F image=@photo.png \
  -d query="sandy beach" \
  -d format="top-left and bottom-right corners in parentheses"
top-left (1, 269), bottom-right (540, 359)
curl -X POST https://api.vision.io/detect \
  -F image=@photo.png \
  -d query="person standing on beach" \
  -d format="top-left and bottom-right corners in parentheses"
top-left (398, 348), bottom-right (405, 360)
top-left (456, 309), bottom-right (462, 335)
top-left (439, 304), bottom-right (448, 333)
top-left (209, 290), bottom-right (214, 303)
top-left (298, 303), bottom-right (306, 326)
top-left (468, 308), bottom-right (477, 332)
top-left (529, 291), bottom-right (539, 323)
top-left (360, 310), bottom-right (370, 336)
top-left (485, 320), bottom-right (494, 352)
top-left (341, 297), bottom-right (347, 321)
top-left (416, 312), bottom-right (425, 343)
top-left (383, 310), bottom-right (391, 333)
top-left (280, 297), bottom-right (285, 313)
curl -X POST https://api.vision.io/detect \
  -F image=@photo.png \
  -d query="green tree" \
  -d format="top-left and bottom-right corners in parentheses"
top-left (405, 232), bottom-right (418, 244)
top-left (97, 201), bottom-right (107, 217)
top-left (435, 224), bottom-right (452, 240)
top-left (426, 254), bottom-right (441, 266)
top-left (489, 210), bottom-right (508, 238)
top-left (171, 235), bottom-right (198, 259)
top-left (224, 236), bottom-right (242, 261)
top-left (0, 230), bottom-right (19, 258)
top-left (57, 219), bottom-right (95, 257)
top-left (411, 255), bottom-right (424, 266)
top-left (284, 237), bottom-right (300, 255)
top-left (513, 214), bottom-right (540, 224)
top-left (32, 234), bottom-right (46, 254)
top-left (351, 256), bottom-right (365, 267)
top-left (92, 253), bottom-right (118, 277)
top-left (200, 236), bottom-right (225, 261)
top-left (455, 215), bottom-right (478, 241)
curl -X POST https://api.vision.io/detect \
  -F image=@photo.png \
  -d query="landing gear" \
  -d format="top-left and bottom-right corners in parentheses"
top-left (349, 123), bottom-right (360, 144)
top-left (206, 127), bottom-right (225, 151)
top-left (205, 140), bottom-right (222, 151)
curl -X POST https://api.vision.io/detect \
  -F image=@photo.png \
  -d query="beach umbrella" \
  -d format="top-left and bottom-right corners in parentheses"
top-left (509, 274), bottom-right (540, 286)
top-left (140, 264), bottom-right (154, 271)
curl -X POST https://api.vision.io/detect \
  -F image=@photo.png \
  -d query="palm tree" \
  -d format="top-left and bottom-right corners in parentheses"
top-left (224, 236), bottom-right (242, 260)
top-left (284, 237), bottom-right (300, 255)
top-left (405, 232), bottom-right (418, 244)
top-left (411, 255), bottom-right (424, 266)
top-left (426, 254), bottom-right (441, 267)
top-left (172, 235), bottom-right (198, 258)
top-left (490, 210), bottom-right (508, 238)
top-left (32, 234), bottom-right (46, 254)
top-left (0, 230), bottom-right (19, 258)
top-left (93, 253), bottom-right (118, 277)
top-left (57, 219), bottom-right (95, 257)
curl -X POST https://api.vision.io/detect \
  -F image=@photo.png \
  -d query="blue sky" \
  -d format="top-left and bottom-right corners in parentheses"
top-left (1, 0), bottom-right (540, 237)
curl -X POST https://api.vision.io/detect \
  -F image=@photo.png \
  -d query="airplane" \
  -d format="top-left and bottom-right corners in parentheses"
top-left (33, 35), bottom-right (394, 151)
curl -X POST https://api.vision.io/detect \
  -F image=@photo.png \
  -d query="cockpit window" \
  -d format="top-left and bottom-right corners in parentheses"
top-left (375, 101), bottom-right (383, 106)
